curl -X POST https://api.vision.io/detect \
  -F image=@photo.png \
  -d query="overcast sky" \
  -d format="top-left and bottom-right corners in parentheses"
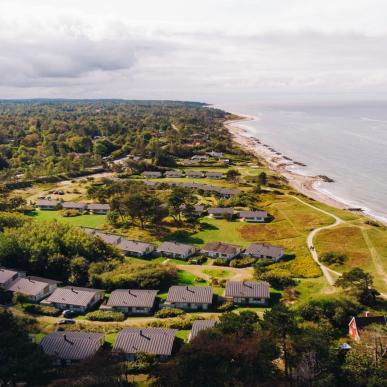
top-left (1, 0), bottom-right (387, 103)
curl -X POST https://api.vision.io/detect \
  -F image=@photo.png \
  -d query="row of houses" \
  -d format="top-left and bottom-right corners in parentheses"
top-left (40, 311), bottom-right (387, 365)
top-left (36, 200), bottom-right (110, 214)
top-left (40, 320), bottom-right (218, 365)
top-left (80, 227), bottom-right (284, 261)
top-left (142, 170), bottom-right (224, 179)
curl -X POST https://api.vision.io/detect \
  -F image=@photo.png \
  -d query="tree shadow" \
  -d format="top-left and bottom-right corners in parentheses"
top-left (199, 222), bottom-right (219, 231)
top-left (281, 254), bottom-right (296, 262)
top-left (269, 292), bottom-right (282, 307)
top-left (25, 210), bottom-right (39, 218)
top-left (162, 231), bottom-right (204, 244)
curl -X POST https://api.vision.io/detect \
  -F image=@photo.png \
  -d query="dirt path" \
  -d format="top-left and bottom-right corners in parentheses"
top-left (290, 195), bottom-right (343, 285)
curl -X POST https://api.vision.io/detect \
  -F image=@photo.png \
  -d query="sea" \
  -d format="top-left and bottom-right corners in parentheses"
top-left (218, 101), bottom-right (387, 224)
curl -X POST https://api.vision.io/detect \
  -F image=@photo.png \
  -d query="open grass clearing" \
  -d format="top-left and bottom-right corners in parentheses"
top-left (202, 268), bottom-right (233, 279)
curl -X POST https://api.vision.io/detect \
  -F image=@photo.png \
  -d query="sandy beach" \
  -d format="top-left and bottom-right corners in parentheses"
top-left (225, 116), bottom-right (349, 210)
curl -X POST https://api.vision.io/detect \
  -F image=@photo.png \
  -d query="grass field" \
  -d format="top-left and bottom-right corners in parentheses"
top-left (26, 210), bottom-right (108, 228)
top-left (202, 268), bottom-right (232, 278)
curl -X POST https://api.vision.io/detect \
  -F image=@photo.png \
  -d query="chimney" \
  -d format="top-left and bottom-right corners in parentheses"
top-left (139, 330), bottom-right (150, 340)
top-left (186, 286), bottom-right (194, 293)
top-left (63, 334), bottom-right (74, 345)
top-left (128, 290), bottom-right (137, 297)
top-left (71, 287), bottom-right (78, 294)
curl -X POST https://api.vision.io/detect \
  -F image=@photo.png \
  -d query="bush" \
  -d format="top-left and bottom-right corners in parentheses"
top-left (210, 278), bottom-right (227, 287)
top-left (22, 304), bottom-right (61, 317)
top-left (217, 301), bottom-right (235, 312)
top-left (188, 255), bottom-right (207, 265)
top-left (155, 307), bottom-right (185, 318)
top-left (213, 258), bottom-right (229, 267)
top-left (195, 277), bottom-right (206, 283)
top-left (320, 252), bottom-right (347, 265)
top-left (258, 269), bottom-right (296, 289)
top-left (230, 257), bottom-right (257, 268)
top-left (85, 310), bottom-right (125, 322)
top-left (148, 315), bottom-right (203, 329)
top-left (60, 209), bottom-right (81, 217)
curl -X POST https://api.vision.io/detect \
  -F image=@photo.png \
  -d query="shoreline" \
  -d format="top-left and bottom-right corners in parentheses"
top-left (224, 115), bottom-right (359, 212)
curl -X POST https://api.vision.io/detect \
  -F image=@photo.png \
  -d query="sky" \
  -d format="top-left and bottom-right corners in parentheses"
top-left (1, 0), bottom-right (387, 103)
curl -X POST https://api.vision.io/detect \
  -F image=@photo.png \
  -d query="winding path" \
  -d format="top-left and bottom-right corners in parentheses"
top-left (290, 195), bottom-right (343, 285)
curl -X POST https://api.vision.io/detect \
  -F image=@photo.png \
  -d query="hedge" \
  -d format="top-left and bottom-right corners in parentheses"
top-left (155, 307), bottom-right (185, 318)
top-left (23, 304), bottom-right (61, 317)
top-left (85, 310), bottom-right (125, 322)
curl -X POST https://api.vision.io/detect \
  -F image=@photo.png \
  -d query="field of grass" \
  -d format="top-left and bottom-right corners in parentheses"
top-left (26, 210), bottom-right (107, 228)
top-left (177, 270), bottom-right (209, 286)
top-left (202, 268), bottom-right (232, 278)
top-left (176, 330), bottom-right (190, 342)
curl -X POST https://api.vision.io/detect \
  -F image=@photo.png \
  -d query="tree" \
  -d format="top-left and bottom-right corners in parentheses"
top-left (225, 169), bottom-right (240, 182)
top-left (263, 304), bottom-right (298, 378)
top-left (217, 311), bottom-right (259, 336)
top-left (167, 186), bottom-right (196, 223)
top-left (12, 292), bottom-right (29, 306)
top-left (335, 268), bottom-right (379, 305)
top-left (0, 310), bottom-right (52, 385)
top-left (258, 172), bottom-right (268, 186)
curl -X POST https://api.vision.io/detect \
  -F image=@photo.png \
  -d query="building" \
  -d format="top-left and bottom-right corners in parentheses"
top-left (207, 207), bottom-right (234, 219)
top-left (188, 320), bottom-right (217, 342)
top-left (87, 203), bottom-right (110, 214)
top-left (205, 172), bottom-right (223, 179)
top-left (207, 151), bottom-right (223, 158)
top-left (219, 188), bottom-right (239, 198)
top-left (0, 268), bottom-right (20, 289)
top-left (41, 332), bottom-right (104, 365)
top-left (201, 242), bottom-right (242, 260)
top-left (239, 210), bottom-right (268, 223)
top-left (191, 155), bottom-right (209, 161)
top-left (62, 202), bottom-right (88, 212)
top-left (186, 171), bottom-right (204, 178)
top-left (36, 200), bottom-right (61, 210)
top-left (225, 281), bottom-right (270, 305)
top-left (245, 243), bottom-right (284, 261)
top-left (165, 170), bottom-right (183, 178)
top-left (41, 286), bottom-right (104, 312)
top-left (113, 328), bottom-right (177, 360)
top-left (7, 276), bottom-right (60, 302)
top-left (116, 239), bottom-right (156, 257)
top-left (102, 289), bottom-right (158, 315)
top-left (164, 286), bottom-right (213, 310)
top-left (93, 231), bottom-right (122, 245)
top-left (142, 171), bottom-right (162, 178)
top-left (193, 205), bottom-right (206, 216)
top-left (157, 241), bottom-right (196, 260)
top-left (348, 314), bottom-right (387, 342)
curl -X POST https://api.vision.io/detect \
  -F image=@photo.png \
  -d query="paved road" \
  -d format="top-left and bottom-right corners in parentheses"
top-left (290, 195), bottom-right (343, 285)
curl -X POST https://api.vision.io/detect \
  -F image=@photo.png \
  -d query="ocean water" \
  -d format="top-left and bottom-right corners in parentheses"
top-left (219, 101), bottom-right (387, 223)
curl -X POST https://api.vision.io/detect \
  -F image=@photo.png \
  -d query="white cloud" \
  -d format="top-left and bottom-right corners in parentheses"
top-left (0, 0), bottom-right (387, 101)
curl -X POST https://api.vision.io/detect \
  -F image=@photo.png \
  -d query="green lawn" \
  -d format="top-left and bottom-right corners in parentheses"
top-left (29, 332), bottom-right (46, 344)
top-left (177, 270), bottom-right (208, 286)
top-left (176, 330), bottom-right (190, 342)
top-left (202, 268), bottom-right (232, 279)
top-left (26, 210), bottom-right (107, 228)
top-left (105, 332), bottom-right (118, 346)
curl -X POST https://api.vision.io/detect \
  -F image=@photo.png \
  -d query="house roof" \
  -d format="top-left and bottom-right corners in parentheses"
top-left (165, 170), bottom-right (183, 176)
top-left (352, 316), bottom-right (387, 330)
top-left (0, 268), bottom-right (19, 286)
top-left (225, 281), bottom-right (270, 299)
top-left (201, 242), bottom-right (241, 255)
top-left (41, 332), bottom-right (104, 360)
top-left (117, 239), bottom-right (155, 254)
top-left (42, 286), bottom-right (103, 307)
top-left (36, 200), bottom-right (61, 206)
top-left (245, 243), bottom-right (284, 259)
top-left (157, 241), bottom-right (195, 256)
top-left (190, 320), bottom-right (217, 341)
top-left (93, 231), bottom-right (121, 245)
top-left (142, 171), bottom-right (162, 176)
top-left (166, 286), bottom-right (213, 304)
top-left (207, 207), bottom-right (234, 215)
top-left (186, 171), bottom-right (203, 176)
top-left (239, 210), bottom-right (268, 218)
top-left (113, 328), bottom-right (177, 356)
top-left (7, 276), bottom-right (59, 296)
top-left (194, 205), bottom-right (205, 212)
top-left (219, 188), bottom-right (239, 196)
top-left (87, 203), bottom-right (110, 210)
top-left (107, 289), bottom-right (158, 308)
top-left (62, 202), bottom-right (88, 209)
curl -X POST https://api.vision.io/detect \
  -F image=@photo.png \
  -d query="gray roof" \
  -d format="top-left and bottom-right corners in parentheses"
top-left (113, 328), bottom-right (177, 356)
top-left (207, 207), bottom-right (234, 215)
top-left (166, 286), bottom-right (213, 304)
top-left (201, 242), bottom-right (241, 256)
top-left (194, 205), bottom-right (205, 213)
top-left (43, 286), bottom-right (103, 307)
top-left (206, 172), bottom-right (223, 177)
top-left (62, 202), bottom-right (88, 209)
top-left (93, 231), bottom-right (122, 245)
top-left (157, 241), bottom-right (195, 256)
top-left (142, 171), bottom-right (162, 177)
top-left (225, 281), bottom-right (270, 299)
top-left (7, 276), bottom-right (59, 296)
top-left (107, 289), bottom-right (158, 308)
top-left (36, 200), bottom-right (61, 206)
top-left (41, 332), bottom-right (104, 360)
top-left (186, 171), bottom-right (204, 177)
top-left (81, 227), bottom-right (97, 235)
top-left (165, 170), bottom-right (183, 176)
top-left (245, 243), bottom-right (284, 259)
top-left (87, 203), bottom-right (110, 210)
top-left (190, 320), bottom-right (217, 341)
top-left (239, 210), bottom-right (268, 218)
top-left (0, 268), bottom-right (19, 286)
top-left (219, 188), bottom-right (239, 196)
top-left (116, 239), bottom-right (155, 254)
